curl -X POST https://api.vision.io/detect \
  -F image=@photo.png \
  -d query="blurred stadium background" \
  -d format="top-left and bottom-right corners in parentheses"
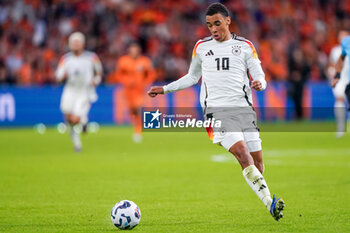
top-left (0, 0), bottom-right (349, 126)
top-left (1, 1), bottom-right (350, 233)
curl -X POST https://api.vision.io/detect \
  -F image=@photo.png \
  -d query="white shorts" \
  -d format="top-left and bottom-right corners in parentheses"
top-left (207, 109), bottom-right (262, 152)
top-left (60, 90), bottom-right (91, 118)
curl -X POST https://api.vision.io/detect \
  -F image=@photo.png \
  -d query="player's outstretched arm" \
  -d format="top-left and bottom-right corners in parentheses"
top-left (148, 41), bottom-right (203, 98)
top-left (149, 42), bottom-right (203, 98)
top-left (93, 54), bottom-right (103, 86)
top-left (148, 86), bottom-right (164, 98)
top-left (55, 57), bottom-right (68, 83)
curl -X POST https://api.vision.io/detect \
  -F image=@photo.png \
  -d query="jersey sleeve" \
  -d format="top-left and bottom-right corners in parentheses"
top-left (341, 39), bottom-right (347, 57)
top-left (163, 42), bottom-right (202, 93)
top-left (244, 41), bottom-right (267, 90)
top-left (92, 53), bottom-right (103, 74)
top-left (92, 53), bottom-right (103, 85)
top-left (329, 47), bottom-right (340, 64)
top-left (55, 56), bottom-right (67, 81)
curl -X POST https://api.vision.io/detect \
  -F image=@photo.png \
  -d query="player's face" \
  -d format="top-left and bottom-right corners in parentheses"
top-left (338, 30), bottom-right (349, 43)
top-left (206, 13), bottom-right (231, 42)
top-left (129, 44), bottom-right (141, 59)
top-left (70, 39), bottom-right (84, 53)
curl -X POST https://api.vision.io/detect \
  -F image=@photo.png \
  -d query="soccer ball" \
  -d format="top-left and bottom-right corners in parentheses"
top-left (111, 200), bottom-right (141, 230)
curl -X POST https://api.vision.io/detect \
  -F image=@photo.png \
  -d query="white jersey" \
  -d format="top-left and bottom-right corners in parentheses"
top-left (56, 51), bottom-right (103, 97)
top-left (329, 45), bottom-right (349, 97)
top-left (330, 45), bottom-right (349, 82)
top-left (163, 34), bottom-right (266, 113)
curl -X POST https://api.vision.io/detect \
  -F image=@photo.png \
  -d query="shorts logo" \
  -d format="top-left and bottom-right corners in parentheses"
top-left (219, 127), bottom-right (226, 136)
top-left (232, 46), bottom-right (241, 56)
top-left (143, 109), bottom-right (161, 129)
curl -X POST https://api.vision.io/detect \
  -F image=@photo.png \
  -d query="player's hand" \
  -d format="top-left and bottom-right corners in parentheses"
top-left (331, 72), bottom-right (341, 88)
top-left (63, 73), bottom-right (68, 80)
top-left (251, 81), bottom-right (263, 91)
top-left (148, 86), bottom-right (164, 97)
top-left (331, 78), bottom-right (339, 88)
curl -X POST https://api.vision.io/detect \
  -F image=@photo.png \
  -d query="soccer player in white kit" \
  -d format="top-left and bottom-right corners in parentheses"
top-left (56, 32), bottom-right (103, 152)
top-left (328, 30), bottom-right (349, 138)
top-left (148, 3), bottom-right (285, 221)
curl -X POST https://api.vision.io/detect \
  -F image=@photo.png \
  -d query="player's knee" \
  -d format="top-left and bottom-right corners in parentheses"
top-left (74, 118), bottom-right (81, 125)
top-left (65, 115), bottom-right (73, 124)
top-left (70, 116), bottom-right (81, 125)
top-left (230, 142), bottom-right (247, 155)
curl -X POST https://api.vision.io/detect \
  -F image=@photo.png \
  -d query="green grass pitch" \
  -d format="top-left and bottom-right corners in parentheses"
top-left (0, 126), bottom-right (349, 233)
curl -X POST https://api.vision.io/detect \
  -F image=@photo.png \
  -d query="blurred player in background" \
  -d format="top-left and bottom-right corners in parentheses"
top-left (111, 42), bottom-right (156, 143)
top-left (332, 30), bottom-right (350, 131)
top-left (328, 30), bottom-right (349, 138)
top-left (55, 32), bottom-right (103, 152)
top-left (148, 3), bottom-right (285, 221)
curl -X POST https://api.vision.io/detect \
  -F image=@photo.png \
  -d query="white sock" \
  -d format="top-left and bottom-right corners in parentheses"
top-left (68, 124), bottom-right (82, 149)
top-left (334, 100), bottom-right (346, 135)
top-left (242, 165), bottom-right (272, 210)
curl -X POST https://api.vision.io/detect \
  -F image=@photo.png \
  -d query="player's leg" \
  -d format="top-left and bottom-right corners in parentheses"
top-left (214, 114), bottom-right (284, 221)
top-left (127, 91), bottom-right (143, 143)
top-left (60, 91), bottom-right (73, 125)
top-left (245, 131), bottom-right (264, 173)
top-left (228, 140), bottom-right (254, 169)
top-left (69, 96), bottom-right (89, 152)
top-left (81, 103), bottom-right (91, 134)
top-left (218, 130), bottom-right (272, 207)
top-left (60, 91), bottom-right (82, 151)
top-left (345, 84), bottom-right (350, 132)
top-left (246, 131), bottom-right (285, 221)
top-left (334, 97), bottom-right (346, 138)
top-left (65, 113), bottom-right (82, 151)
top-left (226, 139), bottom-right (284, 221)
top-left (84, 87), bottom-right (97, 133)
top-left (63, 113), bottom-right (81, 151)
top-left (69, 115), bottom-right (81, 125)
top-left (130, 106), bottom-right (142, 143)
top-left (333, 80), bottom-right (347, 138)
top-left (64, 113), bottom-right (72, 124)
top-left (250, 150), bottom-right (264, 174)
top-left (226, 139), bottom-right (272, 209)
top-left (65, 114), bottom-right (80, 125)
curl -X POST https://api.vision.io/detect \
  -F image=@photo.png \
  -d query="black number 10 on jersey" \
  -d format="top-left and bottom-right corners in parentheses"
top-left (215, 57), bottom-right (229, 70)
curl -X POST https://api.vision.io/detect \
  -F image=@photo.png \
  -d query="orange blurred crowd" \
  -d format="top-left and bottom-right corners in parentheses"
top-left (0, 0), bottom-right (349, 85)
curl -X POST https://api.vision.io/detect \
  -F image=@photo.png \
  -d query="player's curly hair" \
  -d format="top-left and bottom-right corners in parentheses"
top-left (205, 2), bottom-right (230, 17)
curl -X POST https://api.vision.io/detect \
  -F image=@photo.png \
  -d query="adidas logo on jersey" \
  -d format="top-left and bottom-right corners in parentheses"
top-left (205, 50), bottom-right (214, 56)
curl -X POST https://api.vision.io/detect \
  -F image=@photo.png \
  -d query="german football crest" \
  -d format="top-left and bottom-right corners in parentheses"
top-left (232, 46), bottom-right (241, 56)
